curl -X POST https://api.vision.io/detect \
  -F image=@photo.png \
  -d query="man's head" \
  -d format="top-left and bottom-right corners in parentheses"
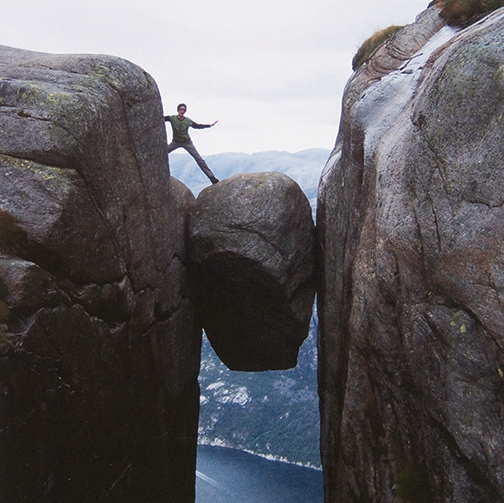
top-left (177, 103), bottom-right (187, 119)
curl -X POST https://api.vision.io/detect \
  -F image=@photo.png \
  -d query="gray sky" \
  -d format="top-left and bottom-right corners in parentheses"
top-left (3, 0), bottom-right (428, 154)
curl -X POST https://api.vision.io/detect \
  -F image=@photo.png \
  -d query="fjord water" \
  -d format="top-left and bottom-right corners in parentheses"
top-left (196, 445), bottom-right (323, 503)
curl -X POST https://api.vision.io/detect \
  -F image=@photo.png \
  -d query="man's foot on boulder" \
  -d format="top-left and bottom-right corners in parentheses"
top-left (210, 176), bottom-right (219, 184)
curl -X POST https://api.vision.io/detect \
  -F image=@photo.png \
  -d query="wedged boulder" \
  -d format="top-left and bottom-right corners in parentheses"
top-left (189, 172), bottom-right (315, 371)
top-left (318, 5), bottom-right (504, 503)
top-left (0, 45), bottom-right (200, 502)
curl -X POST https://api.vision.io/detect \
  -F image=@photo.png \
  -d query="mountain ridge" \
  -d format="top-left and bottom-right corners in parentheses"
top-left (169, 148), bottom-right (330, 207)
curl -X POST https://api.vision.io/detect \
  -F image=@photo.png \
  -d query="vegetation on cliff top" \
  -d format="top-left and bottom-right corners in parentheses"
top-left (353, 0), bottom-right (504, 72)
top-left (352, 25), bottom-right (404, 71)
top-left (436, 0), bottom-right (504, 26)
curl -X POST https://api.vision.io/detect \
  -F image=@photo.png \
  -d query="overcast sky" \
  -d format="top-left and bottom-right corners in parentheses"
top-left (3, 0), bottom-right (428, 154)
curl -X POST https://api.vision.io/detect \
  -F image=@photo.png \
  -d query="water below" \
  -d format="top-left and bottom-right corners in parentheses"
top-left (196, 445), bottom-right (324, 503)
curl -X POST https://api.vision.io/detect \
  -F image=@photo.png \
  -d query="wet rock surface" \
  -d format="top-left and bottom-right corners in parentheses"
top-left (318, 6), bottom-right (504, 503)
top-left (189, 172), bottom-right (315, 371)
top-left (0, 45), bottom-right (200, 502)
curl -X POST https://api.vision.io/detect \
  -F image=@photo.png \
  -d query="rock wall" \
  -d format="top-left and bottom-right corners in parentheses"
top-left (10, 4), bottom-right (504, 499)
top-left (0, 46), bottom-right (201, 502)
top-left (318, 6), bottom-right (504, 502)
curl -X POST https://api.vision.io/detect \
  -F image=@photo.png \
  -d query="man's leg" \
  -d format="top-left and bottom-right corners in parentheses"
top-left (167, 141), bottom-right (182, 153)
top-left (183, 141), bottom-right (218, 183)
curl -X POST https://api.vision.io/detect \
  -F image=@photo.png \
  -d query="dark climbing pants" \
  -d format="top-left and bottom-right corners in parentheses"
top-left (167, 140), bottom-right (215, 180)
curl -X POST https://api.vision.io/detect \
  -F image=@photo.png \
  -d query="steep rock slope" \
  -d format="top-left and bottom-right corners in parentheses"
top-left (0, 46), bottom-right (200, 502)
top-left (318, 5), bottom-right (504, 502)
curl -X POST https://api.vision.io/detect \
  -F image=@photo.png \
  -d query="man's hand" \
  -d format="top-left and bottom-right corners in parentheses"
top-left (211, 120), bottom-right (219, 126)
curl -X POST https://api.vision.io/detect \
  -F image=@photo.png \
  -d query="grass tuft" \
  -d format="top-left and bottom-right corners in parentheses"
top-left (352, 25), bottom-right (404, 71)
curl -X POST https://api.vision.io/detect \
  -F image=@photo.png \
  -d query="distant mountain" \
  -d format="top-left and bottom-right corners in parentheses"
top-left (177, 149), bottom-right (329, 467)
top-left (169, 148), bottom-right (330, 210)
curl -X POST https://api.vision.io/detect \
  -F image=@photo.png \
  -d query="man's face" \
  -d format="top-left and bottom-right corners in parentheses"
top-left (177, 106), bottom-right (186, 117)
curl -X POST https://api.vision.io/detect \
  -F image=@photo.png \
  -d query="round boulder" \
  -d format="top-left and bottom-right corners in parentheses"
top-left (189, 172), bottom-right (315, 371)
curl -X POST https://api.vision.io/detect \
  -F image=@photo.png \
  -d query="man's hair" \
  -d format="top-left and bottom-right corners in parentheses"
top-left (177, 103), bottom-right (187, 111)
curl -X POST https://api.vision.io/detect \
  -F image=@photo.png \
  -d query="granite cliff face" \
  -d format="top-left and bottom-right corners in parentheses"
top-left (4, 2), bottom-right (504, 500)
top-left (318, 5), bottom-right (504, 502)
top-left (0, 46), bottom-right (200, 502)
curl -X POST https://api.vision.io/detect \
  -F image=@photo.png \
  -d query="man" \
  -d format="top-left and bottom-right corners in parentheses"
top-left (164, 104), bottom-right (219, 184)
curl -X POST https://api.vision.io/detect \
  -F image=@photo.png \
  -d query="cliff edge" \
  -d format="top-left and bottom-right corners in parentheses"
top-left (0, 44), bottom-right (316, 501)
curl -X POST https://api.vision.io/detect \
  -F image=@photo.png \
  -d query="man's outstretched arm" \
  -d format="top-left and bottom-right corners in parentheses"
top-left (191, 120), bottom-right (218, 129)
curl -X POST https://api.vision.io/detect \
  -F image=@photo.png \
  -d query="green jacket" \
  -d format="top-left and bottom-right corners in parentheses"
top-left (164, 115), bottom-right (211, 143)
